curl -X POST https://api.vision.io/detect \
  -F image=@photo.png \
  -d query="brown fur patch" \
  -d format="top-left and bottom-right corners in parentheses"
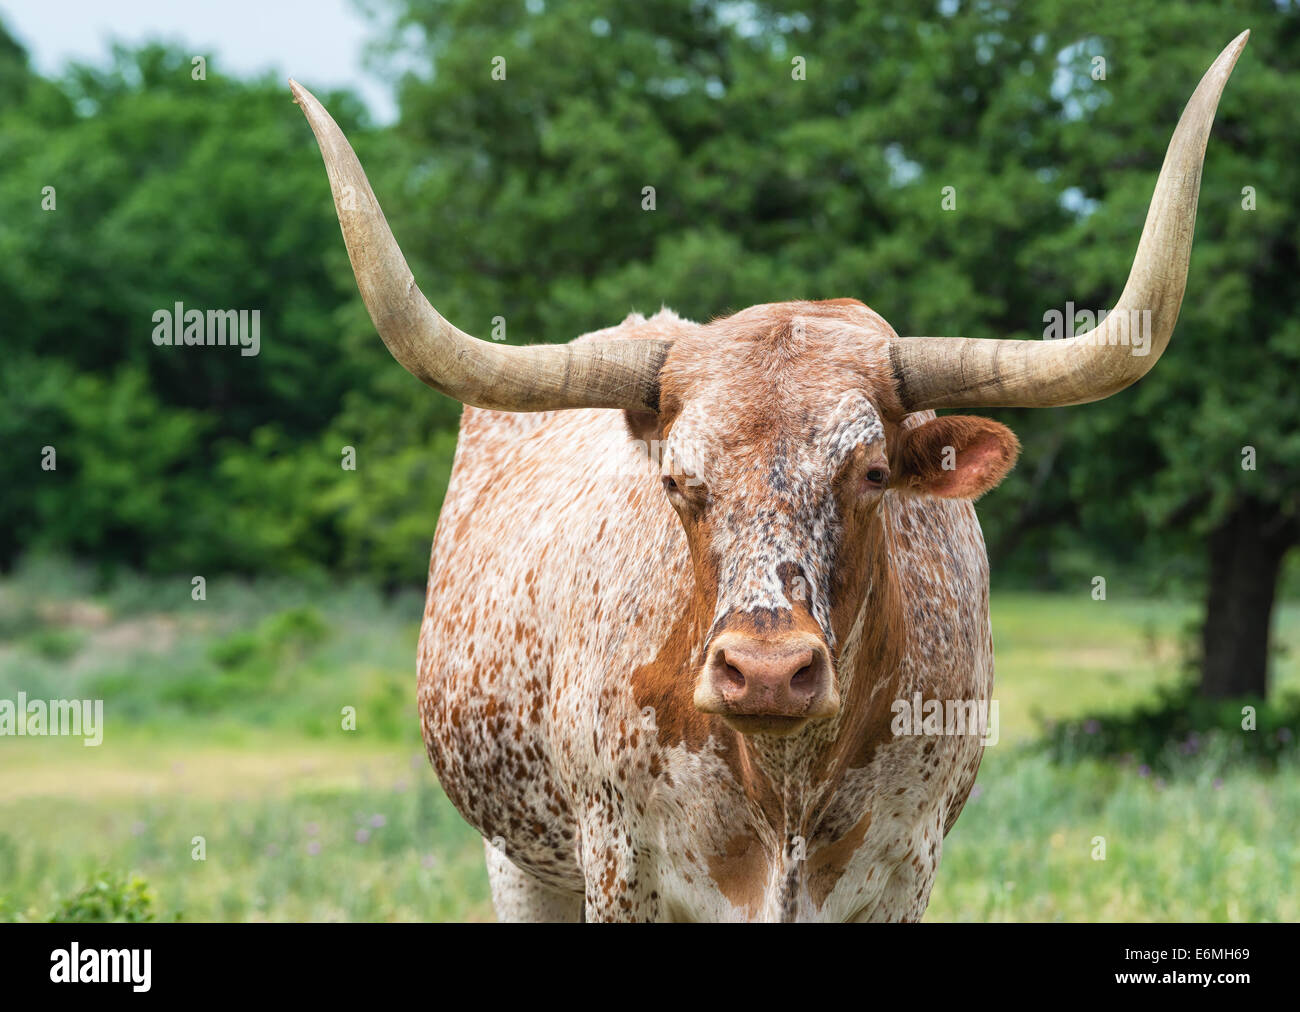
top-left (707, 833), bottom-right (769, 917)
top-left (808, 808), bottom-right (874, 908)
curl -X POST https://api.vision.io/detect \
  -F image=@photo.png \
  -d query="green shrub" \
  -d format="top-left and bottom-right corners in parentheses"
top-left (48, 872), bottom-right (158, 923)
top-left (25, 627), bottom-right (86, 662)
top-left (153, 606), bottom-right (333, 711)
top-left (1041, 680), bottom-right (1300, 774)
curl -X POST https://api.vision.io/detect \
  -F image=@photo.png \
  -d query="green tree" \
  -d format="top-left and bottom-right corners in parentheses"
top-left (0, 34), bottom-right (412, 575)
top-left (1006, 1), bottom-right (1300, 699)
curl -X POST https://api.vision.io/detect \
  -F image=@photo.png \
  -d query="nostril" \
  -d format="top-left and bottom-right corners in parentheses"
top-left (722, 664), bottom-right (746, 691)
top-left (789, 662), bottom-right (816, 691)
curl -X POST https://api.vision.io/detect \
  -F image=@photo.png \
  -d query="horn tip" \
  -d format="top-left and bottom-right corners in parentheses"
top-left (1222, 30), bottom-right (1250, 67)
top-left (288, 78), bottom-right (315, 110)
top-left (1198, 31), bottom-right (1250, 98)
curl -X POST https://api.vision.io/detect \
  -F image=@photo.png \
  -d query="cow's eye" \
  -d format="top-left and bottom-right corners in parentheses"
top-left (662, 475), bottom-right (680, 494)
top-left (865, 468), bottom-right (888, 488)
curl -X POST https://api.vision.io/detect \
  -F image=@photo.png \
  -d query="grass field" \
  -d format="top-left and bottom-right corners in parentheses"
top-left (1, 556), bottom-right (1297, 922)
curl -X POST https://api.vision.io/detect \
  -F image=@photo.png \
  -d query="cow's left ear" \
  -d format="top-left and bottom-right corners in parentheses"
top-left (894, 416), bottom-right (1020, 500)
top-left (624, 409), bottom-right (661, 445)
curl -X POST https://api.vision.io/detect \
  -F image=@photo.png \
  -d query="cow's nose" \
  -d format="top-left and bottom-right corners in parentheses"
top-left (694, 633), bottom-right (838, 734)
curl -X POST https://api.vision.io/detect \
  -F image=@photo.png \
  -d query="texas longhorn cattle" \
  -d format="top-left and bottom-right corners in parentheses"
top-left (291, 32), bottom-right (1246, 921)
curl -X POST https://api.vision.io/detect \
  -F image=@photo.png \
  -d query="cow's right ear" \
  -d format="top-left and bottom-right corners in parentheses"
top-left (624, 410), bottom-right (662, 446)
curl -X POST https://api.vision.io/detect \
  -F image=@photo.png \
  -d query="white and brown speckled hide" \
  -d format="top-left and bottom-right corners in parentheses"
top-left (417, 299), bottom-right (1017, 922)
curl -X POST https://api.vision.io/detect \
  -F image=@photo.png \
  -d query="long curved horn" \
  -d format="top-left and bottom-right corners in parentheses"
top-left (290, 80), bottom-right (668, 412)
top-left (889, 31), bottom-right (1249, 411)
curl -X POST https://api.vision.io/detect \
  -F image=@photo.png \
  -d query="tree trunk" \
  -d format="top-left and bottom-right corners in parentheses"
top-left (1199, 498), bottom-right (1297, 699)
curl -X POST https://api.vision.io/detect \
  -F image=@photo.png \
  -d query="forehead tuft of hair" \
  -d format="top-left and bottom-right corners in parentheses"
top-left (657, 299), bottom-right (907, 429)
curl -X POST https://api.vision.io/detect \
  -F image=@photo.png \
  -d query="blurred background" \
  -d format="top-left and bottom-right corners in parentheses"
top-left (0, 0), bottom-right (1296, 921)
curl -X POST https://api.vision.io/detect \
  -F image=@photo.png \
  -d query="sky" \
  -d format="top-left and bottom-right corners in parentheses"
top-left (0, 0), bottom-right (401, 122)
